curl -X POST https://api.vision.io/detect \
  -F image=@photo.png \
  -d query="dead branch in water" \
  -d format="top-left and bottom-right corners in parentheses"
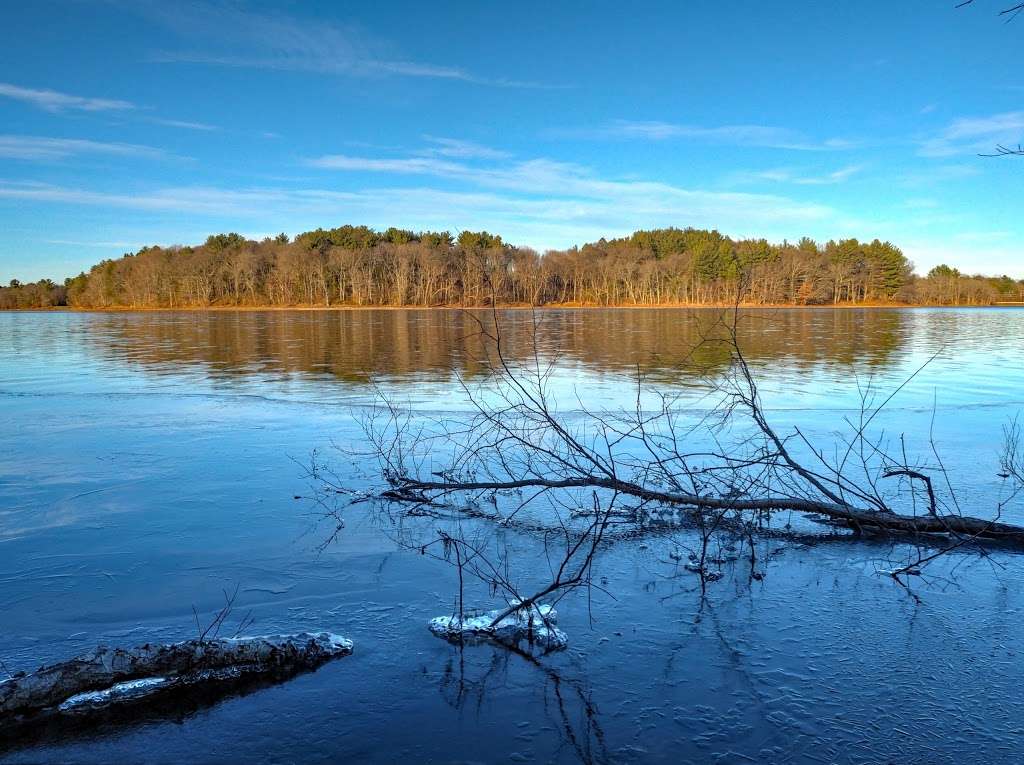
top-left (315, 300), bottom-right (1023, 619)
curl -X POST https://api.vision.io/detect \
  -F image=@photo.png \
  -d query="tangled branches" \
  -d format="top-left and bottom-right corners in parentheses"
top-left (314, 307), bottom-right (1024, 623)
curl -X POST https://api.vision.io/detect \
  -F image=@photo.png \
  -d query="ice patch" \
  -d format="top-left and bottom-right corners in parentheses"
top-left (429, 603), bottom-right (569, 651)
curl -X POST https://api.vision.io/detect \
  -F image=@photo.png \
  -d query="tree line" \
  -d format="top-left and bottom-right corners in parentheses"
top-left (1, 225), bottom-right (1021, 309)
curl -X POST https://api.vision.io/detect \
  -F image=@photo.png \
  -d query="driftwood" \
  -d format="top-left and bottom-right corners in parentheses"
top-left (0, 633), bottom-right (353, 719)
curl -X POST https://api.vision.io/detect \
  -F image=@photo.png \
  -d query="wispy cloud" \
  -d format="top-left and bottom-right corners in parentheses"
top-left (0, 135), bottom-right (169, 161)
top-left (149, 117), bottom-right (219, 131)
top-left (0, 82), bottom-right (135, 113)
top-left (308, 154), bottom-right (464, 176)
top-left (555, 120), bottom-right (858, 151)
top-left (0, 134), bottom-right (839, 254)
top-left (899, 163), bottom-right (982, 186)
top-left (134, 1), bottom-right (551, 88)
top-left (919, 111), bottom-right (1024, 156)
top-left (0, 181), bottom-right (286, 215)
top-left (306, 148), bottom-right (828, 222)
top-left (0, 81), bottom-right (219, 132)
top-left (27, 173), bottom-right (1017, 274)
top-left (420, 136), bottom-right (511, 160)
top-left (731, 164), bottom-right (865, 186)
top-left (304, 147), bottom-right (836, 237)
top-left (0, 179), bottom-right (836, 253)
top-left (45, 239), bottom-right (137, 248)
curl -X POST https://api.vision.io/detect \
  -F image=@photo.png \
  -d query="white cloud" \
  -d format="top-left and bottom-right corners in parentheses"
top-left (0, 82), bottom-right (135, 113)
top-left (420, 137), bottom-right (511, 160)
top-left (0, 81), bottom-right (218, 131)
top-left (732, 164), bottom-right (864, 186)
top-left (799, 165), bottom-right (864, 184)
top-left (0, 174), bottom-right (831, 221)
top-left (0, 135), bottom-right (169, 161)
top-left (45, 239), bottom-right (137, 248)
top-left (149, 117), bottom-right (219, 131)
top-left (0, 182), bottom-right (285, 215)
top-left (919, 111), bottom-right (1024, 156)
top-left (309, 155), bottom-right (465, 175)
top-left (0, 169), bottom-right (834, 252)
top-left (135, 1), bottom-right (550, 88)
top-left (6, 174), bottom-right (1019, 273)
top-left (297, 148), bottom-right (839, 249)
top-left (898, 163), bottom-right (983, 186)
top-left (306, 149), bottom-right (833, 225)
top-left (556, 120), bottom-right (858, 151)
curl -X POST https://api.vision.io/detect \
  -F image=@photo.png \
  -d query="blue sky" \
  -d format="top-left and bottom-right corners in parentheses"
top-left (2, 0), bottom-right (1023, 282)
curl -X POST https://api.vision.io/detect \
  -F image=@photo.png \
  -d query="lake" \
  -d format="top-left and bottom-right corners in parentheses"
top-left (1, 308), bottom-right (1023, 764)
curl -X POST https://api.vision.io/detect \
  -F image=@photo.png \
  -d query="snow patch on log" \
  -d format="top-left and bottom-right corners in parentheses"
top-left (429, 603), bottom-right (568, 651)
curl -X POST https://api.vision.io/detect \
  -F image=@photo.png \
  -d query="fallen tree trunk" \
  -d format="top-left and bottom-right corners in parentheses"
top-left (384, 476), bottom-right (1024, 546)
top-left (0, 632), bottom-right (353, 718)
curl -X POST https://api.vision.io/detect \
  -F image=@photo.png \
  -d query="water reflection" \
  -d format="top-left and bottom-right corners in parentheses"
top-left (437, 646), bottom-right (609, 765)
top-left (77, 308), bottom-right (913, 386)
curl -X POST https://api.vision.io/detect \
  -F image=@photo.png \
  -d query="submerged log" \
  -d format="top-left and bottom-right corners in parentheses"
top-left (0, 632), bottom-right (353, 719)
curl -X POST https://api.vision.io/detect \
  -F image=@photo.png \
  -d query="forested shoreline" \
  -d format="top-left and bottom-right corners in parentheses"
top-left (2, 226), bottom-right (1022, 309)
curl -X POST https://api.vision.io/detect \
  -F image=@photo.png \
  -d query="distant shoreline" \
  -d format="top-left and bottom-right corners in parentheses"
top-left (6, 227), bottom-right (1020, 310)
top-left (3, 302), bottom-right (1019, 313)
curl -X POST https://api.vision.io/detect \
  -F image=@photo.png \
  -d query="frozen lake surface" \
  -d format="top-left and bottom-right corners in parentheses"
top-left (1, 308), bottom-right (1023, 764)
